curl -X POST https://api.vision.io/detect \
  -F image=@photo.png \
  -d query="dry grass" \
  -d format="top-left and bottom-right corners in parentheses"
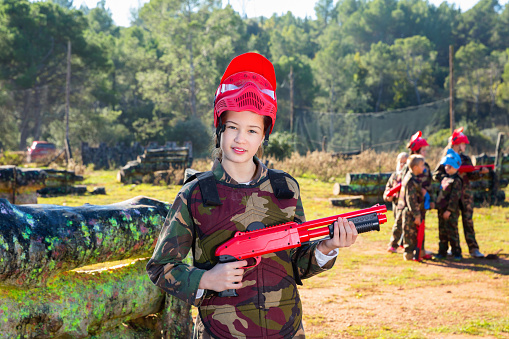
top-left (266, 147), bottom-right (444, 182)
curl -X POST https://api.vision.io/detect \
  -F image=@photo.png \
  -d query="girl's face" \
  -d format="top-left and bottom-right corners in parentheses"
top-left (220, 110), bottom-right (265, 166)
top-left (397, 157), bottom-right (408, 171)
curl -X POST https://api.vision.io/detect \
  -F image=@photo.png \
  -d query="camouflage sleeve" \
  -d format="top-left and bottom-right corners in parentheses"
top-left (432, 163), bottom-right (446, 182)
top-left (383, 172), bottom-right (397, 201)
top-left (405, 180), bottom-right (421, 216)
top-left (146, 184), bottom-right (205, 306)
top-left (446, 178), bottom-right (462, 213)
top-left (294, 194), bottom-right (306, 223)
top-left (461, 155), bottom-right (483, 181)
top-left (424, 163), bottom-right (435, 204)
top-left (290, 196), bottom-right (335, 280)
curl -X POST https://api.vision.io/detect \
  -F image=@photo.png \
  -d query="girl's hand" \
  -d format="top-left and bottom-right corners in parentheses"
top-left (199, 260), bottom-right (247, 292)
top-left (317, 217), bottom-right (358, 255)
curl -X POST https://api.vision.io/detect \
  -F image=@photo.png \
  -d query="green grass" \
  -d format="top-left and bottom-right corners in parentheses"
top-left (40, 169), bottom-right (181, 206)
top-left (37, 170), bottom-right (509, 338)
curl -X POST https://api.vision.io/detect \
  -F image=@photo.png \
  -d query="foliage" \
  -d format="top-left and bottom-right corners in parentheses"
top-left (0, 0), bottom-right (508, 159)
top-left (264, 131), bottom-right (294, 160)
top-left (171, 117), bottom-right (211, 157)
top-left (0, 151), bottom-right (25, 165)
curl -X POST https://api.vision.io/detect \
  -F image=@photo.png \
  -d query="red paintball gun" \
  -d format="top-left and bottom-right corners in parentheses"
top-left (386, 183), bottom-right (402, 198)
top-left (414, 220), bottom-right (425, 261)
top-left (215, 204), bottom-right (388, 297)
top-left (458, 164), bottom-right (494, 173)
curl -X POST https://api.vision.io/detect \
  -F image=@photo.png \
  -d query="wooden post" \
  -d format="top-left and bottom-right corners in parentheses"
top-left (289, 65), bottom-right (294, 133)
top-left (449, 45), bottom-right (455, 134)
top-left (492, 132), bottom-right (505, 204)
top-left (65, 40), bottom-right (73, 161)
top-left (322, 136), bottom-right (327, 152)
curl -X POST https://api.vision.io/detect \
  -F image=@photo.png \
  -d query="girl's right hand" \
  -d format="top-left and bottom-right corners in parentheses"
top-left (198, 260), bottom-right (248, 292)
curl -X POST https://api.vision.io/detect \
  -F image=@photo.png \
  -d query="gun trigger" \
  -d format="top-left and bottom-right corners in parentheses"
top-left (244, 256), bottom-right (262, 269)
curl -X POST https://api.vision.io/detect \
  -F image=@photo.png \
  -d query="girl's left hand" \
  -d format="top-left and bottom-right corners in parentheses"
top-left (317, 217), bottom-right (358, 255)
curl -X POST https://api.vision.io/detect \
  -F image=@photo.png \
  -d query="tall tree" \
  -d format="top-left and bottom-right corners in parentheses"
top-left (392, 35), bottom-right (437, 105)
top-left (362, 41), bottom-right (396, 112)
top-left (0, 0), bottom-right (107, 149)
top-left (455, 41), bottom-right (489, 117)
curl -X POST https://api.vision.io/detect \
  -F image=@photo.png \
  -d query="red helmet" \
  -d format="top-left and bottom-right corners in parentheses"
top-left (407, 131), bottom-right (429, 152)
top-left (449, 127), bottom-right (470, 145)
top-left (213, 53), bottom-right (277, 134)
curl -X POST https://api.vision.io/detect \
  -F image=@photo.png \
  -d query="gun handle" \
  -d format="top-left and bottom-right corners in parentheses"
top-left (218, 289), bottom-right (238, 297)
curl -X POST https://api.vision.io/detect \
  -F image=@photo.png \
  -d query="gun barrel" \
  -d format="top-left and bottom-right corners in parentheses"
top-left (294, 204), bottom-right (387, 231)
top-left (215, 204), bottom-right (387, 262)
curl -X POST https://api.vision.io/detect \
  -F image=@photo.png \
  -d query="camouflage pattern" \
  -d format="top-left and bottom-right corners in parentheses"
top-left (338, 183), bottom-right (385, 195)
top-left (146, 157), bottom-right (335, 339)
top-left (398, 171), bottom-right (423, 256)
top-left (400, 162), bottom-right (435, 204)
top-left (436, 174), bottom-right (463, 256)
top-left (433, 152), bottom-right (482, 252)
top-left (193, 314), bottom-right (306, 339)
top-left (346, 172), bottom-right (392, 185)
top-left (384, 172), bottom-right (403, 248)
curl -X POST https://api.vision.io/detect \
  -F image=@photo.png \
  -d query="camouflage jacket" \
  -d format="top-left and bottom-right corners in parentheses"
top-left (436, 174), bottom-right (463, 212)
top-left (397, 171), bottom-right (423, 215)
top-left (401, 162), bottom-right (435, 204)
top-left (383, 171), bottom-right (403, 201)
top-left (146, 158), bottom-right (335, 338)
top-left (433, 152), bottom-right (483, 188)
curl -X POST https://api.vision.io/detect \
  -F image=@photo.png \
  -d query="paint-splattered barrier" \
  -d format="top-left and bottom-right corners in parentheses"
top-left (0, 196), bottom-right (193, 338)
top-left (0, 166), bottom-right (47, 204)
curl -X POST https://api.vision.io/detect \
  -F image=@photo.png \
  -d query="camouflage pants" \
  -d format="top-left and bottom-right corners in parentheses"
top-left (437, 209), bottom-right (461, 256)
top-left (193, 315), bottom-right (306, 338)
top-left (402, 208), bottom-right (418, 255)
top-left (389, 207), bottom-right (403, 248)
top-left (460, 189), bottom-right (479, 252)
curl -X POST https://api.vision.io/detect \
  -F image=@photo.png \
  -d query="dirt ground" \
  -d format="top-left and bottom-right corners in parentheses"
top-left (299, 241), bottom-right (509, 339)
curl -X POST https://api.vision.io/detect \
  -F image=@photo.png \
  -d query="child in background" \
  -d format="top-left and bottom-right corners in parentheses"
top-left (432, 127), bottom-right (488, 258)
top-left (397, 131), bottom-right (434, 260)
top-left (384, 152), bottom-right (408, 253)
top-left (146, 52), bottom-right (358, 339)
top-left (435, 149), bottom-right (464, 260)
top-left (398, 154), bottom-right (425, 261)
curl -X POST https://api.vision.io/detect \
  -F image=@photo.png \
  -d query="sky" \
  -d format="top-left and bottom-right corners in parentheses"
top-left (69, 0), bottom-right (509, 27)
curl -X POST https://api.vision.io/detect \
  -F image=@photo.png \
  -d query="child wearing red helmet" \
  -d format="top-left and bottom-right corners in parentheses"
top-left (432, 127), bottom-right (488, 258)
top-left (396, 131), bottom-right (434, 261)
top-left (147, 53), bottom-right (358, 339)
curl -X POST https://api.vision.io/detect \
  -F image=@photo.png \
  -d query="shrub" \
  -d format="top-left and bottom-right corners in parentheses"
top-left (265, 131), bottom-right (294, 160)
top-left (265, 148), bottom-right (443, 182)
top-left (0, 151), bottom-right (26, 166)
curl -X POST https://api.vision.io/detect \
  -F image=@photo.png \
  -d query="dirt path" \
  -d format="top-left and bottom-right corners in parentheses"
top-left (300, 246), bottom-right (509, 339)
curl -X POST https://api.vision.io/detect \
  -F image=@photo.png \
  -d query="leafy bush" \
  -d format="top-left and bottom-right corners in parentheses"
top-left (171, 118), bottom-right (211, 158)
top-left (0, 151), bottom-right (26, 166)
top-left (265, 131), bottom-right (294, 160)
top-left (427, 121), bottom-right (496, 154)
